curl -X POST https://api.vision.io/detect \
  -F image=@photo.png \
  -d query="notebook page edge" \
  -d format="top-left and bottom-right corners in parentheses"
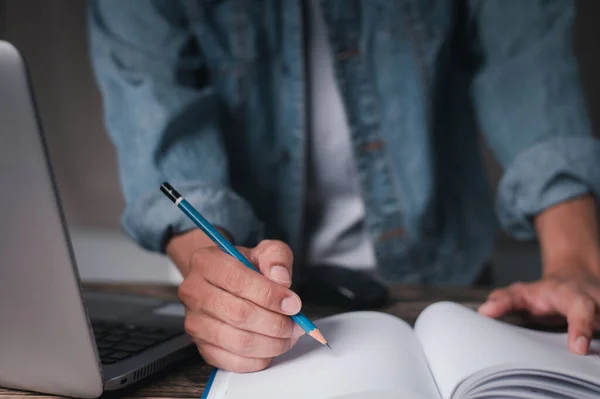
top-left (414, 302), bottom-right (600, 399)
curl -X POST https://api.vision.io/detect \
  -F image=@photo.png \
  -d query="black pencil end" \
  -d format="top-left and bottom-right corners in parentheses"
top-left (160, 182), bottom-right (181, 203)
top-left (326, 343), bottom-right (332, 350)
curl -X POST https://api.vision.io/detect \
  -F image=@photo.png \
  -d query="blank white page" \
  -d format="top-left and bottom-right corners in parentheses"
top-left (207, 311), bottom-right (440, 399)
top-left (414, 302), bottom-right (600, 399)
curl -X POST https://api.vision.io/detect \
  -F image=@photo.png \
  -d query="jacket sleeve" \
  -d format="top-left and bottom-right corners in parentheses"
top-left (88, 0), bottom-right (262, 252)
top-left (468, 0), bottom-right (600, 239)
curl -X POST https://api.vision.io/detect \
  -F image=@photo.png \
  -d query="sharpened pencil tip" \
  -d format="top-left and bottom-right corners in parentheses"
top-left (307, 328), bottom-right (328, 346)
top-left (326, 343), bottom-right (332, 350)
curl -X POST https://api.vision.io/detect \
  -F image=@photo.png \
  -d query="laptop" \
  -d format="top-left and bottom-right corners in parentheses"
top-left (0, 41), bottom-right (198, 397)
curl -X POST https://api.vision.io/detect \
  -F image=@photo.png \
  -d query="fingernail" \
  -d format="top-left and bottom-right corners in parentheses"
top-left (478, 301), bottom-right (494, 314)
top-left (270, 265), bottom-right (291, 284)
top-left (292, 324), bottom-right (305, 338)
top-left (281, 295), bottom-right (301, 314)
top-left (575, 336), bottom-right (589, 355)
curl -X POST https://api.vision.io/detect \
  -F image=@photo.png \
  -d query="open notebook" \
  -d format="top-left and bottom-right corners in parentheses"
top-left (205, 302), bottom-right (600, 399)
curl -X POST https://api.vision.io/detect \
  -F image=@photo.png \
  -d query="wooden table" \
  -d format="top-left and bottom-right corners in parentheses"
top-left (0, 283), bottom-right (500, 399)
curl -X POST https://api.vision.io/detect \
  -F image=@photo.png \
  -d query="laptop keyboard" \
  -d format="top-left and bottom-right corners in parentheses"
top-left (91, 320), bottom-right (184, 365)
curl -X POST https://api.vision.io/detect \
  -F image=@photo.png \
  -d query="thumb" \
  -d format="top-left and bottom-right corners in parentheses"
top-left (248, 240), bottom-right (294, 288)
top-left (565, 295), bottom-right (596, 355)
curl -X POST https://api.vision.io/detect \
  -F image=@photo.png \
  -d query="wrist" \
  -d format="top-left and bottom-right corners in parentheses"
top-left (535, 195), bottom-right (600, 278)
top-left (543, 253), bottom-right (600, 279)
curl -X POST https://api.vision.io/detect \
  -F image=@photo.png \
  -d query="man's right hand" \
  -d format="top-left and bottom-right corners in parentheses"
top-left (167, 230), bottom-right (304, 372)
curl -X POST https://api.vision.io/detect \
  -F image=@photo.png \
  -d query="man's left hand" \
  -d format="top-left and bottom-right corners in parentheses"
top-left (479, 261), bottom-right (600, 356)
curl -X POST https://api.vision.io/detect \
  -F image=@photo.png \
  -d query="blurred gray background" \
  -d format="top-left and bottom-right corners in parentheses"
top-left (0, 0), bottom-right (598, 284)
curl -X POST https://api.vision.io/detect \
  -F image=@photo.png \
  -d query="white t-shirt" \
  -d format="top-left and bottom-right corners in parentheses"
top-left (304, 0), bottom-right (377, 271)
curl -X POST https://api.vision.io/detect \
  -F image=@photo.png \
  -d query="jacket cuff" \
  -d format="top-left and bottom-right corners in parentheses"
top-left (121, 181), bottom-right (264, 252)
top-left (496, 137), bottom-right (600, 239)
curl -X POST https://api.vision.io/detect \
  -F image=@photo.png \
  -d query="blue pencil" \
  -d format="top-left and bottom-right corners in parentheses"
top-left (160, 182), bottom-right (330, 348)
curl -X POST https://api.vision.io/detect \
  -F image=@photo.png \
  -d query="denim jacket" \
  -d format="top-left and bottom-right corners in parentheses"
top-left (88, 0), bottom-right (600, 284)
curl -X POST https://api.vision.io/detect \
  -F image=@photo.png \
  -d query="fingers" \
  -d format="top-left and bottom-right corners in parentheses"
top-left (196, 342), bottom-right (272, 373)
top-left (477, 280), bottom-right (599, 356)
top-left (185, 312), bottom-right (297, 359)
top-left (565, 296), bottom-right (596, 355)
top-left (195, 282), bottom-right (305, 339)
top-left (195, 248), bottom-right (302, 316)
top-left (478, 283), bottom-right (531, 318)
top-left (537, 282), bottom-right (596, 355)
top-left (249, 240), bottom-right (295, 287)
top-left (196, 335), bottom-right (300, 374)
top-left (178, 241), bottom-right (302, 373)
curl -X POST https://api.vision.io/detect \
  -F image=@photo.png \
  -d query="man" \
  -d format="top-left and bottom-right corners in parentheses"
top-left (88, 0), bottom-right (600, 372)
